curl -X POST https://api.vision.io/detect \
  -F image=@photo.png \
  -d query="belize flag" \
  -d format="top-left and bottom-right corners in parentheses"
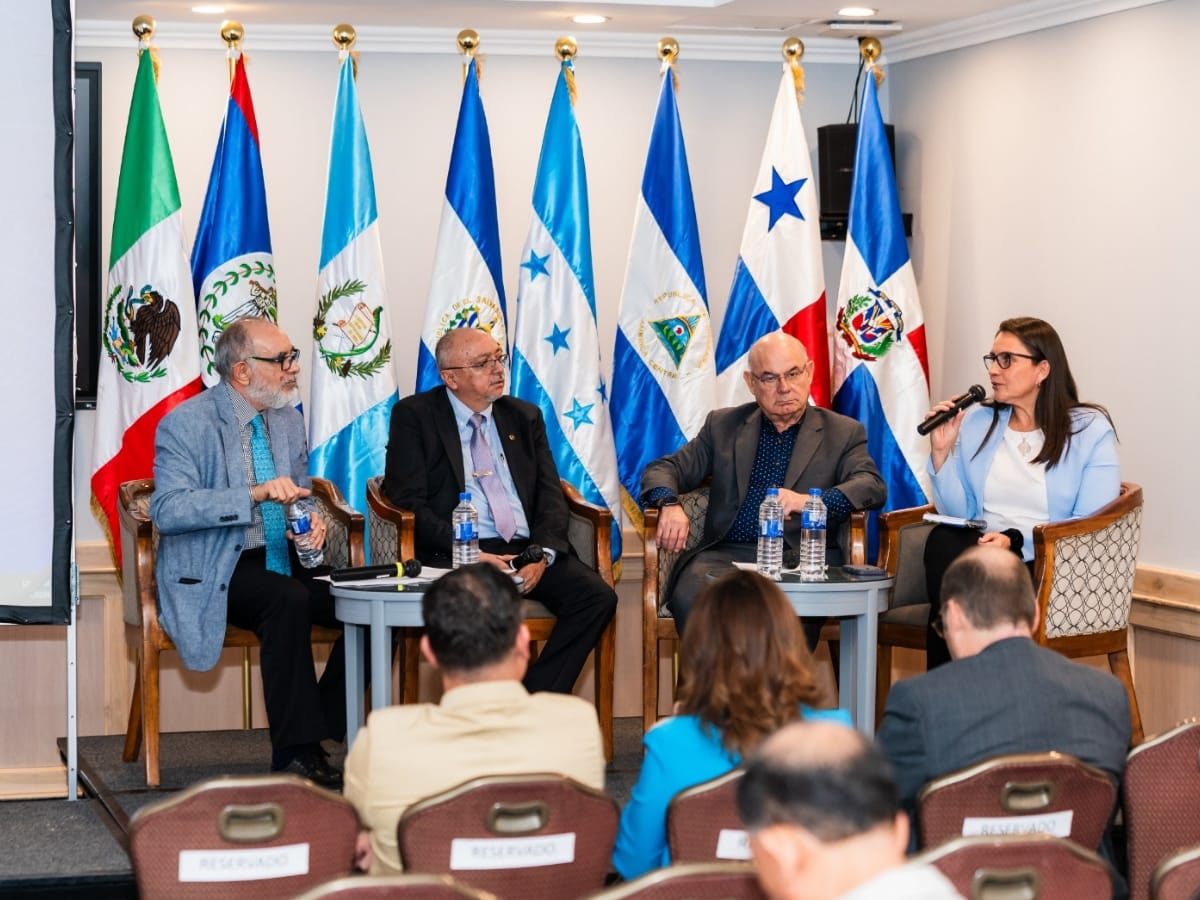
top-left (416, 57), bottom-right (506, 393)
top-left (192, 53), bottom-right (275, 387)
top-left (510, 59), bottom-right (622, 562)
top-left (831, 69), bottom-right (930, 518)
top-left (610, 64), bottom-right (716, 518)
top-left (715, 65), bottom-right (829, 408)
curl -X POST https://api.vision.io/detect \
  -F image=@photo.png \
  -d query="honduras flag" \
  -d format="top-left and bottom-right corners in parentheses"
top-left (192, 53), bottom-right (275, 387)
top-left (510, 60), bottom-right (622, 562)
top-left (309, 54), bottom-right (399, 546)
top-left (610, 65), bottom-right (716, 517)
top-left (416, 57), bottom-right (507, 393)
top-left (831, 69), bottom-right (930, 519)
top-left (715, 65), bottom-right (829, 408)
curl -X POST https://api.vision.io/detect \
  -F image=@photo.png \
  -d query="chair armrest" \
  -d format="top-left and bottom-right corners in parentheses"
top-left (561, 480), bottom-right (614, 587)
top-left (366, 475), bottom-right (416, 563)
top-left (117, 479), bottom-right (157, 629)
top-left (846, 510), bottom-right (867, 566)
top-left (311, 477), bottom-right (366, 568)
top-left (877, 504), bottom-right (935, 576)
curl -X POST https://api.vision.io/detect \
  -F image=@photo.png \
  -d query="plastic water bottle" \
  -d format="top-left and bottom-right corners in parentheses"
top-left (452, 492), bottom-right (480, 568)
top-left (799, 488), bottom-right (828, 582)
top-left (757, 487), bottom-right (784, 581)
top-left (285, 502), bottom-right (325, 569)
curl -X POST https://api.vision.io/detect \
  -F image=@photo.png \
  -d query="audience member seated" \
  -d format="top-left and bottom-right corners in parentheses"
top-left (612, 569), bottom-right (850, 880)
top-left (344, 564), bottom-right (605, 875)
top-left (737, 721), bottom-right (964, 900)
top-left (877, 546), bottom-right (1131, 823)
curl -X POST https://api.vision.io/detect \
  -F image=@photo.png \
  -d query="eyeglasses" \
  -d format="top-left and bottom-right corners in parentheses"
top-left (983, 351), bottom-right (1040, 370)
top-left (443, 352), bottom-right (508, 373)
top-left (931, 616), bottom-right (945, 639)
top-left (246, 347), bottom-right (301, 370)
top-left (749, 363), bottom-right (811, 387)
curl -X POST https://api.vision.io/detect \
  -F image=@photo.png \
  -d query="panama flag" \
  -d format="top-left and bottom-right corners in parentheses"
top-left (309, 54), bottom-right (400, 542)
top-left (831, 70), bottom-right (930, 517)
top-left (192, 53), bottom-right (275, 387)
top-left (714, 66), bottom-right (829, 408)
top-left (510, 60), bottom-right (622, 561)
top-left (610, 65), bottom-right (716, 516)
top-left (416, 57), bottom-right (506, 392)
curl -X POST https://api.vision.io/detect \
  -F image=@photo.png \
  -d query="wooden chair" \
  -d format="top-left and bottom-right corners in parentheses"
top-left (916, 751), bottom-right (1118, 852)
top-left (366, 476), bottom-right (616, 762)
top-left (296, 874), bottom-right (497, 899)
top-left (1124, 720), bottom-right (1200, 900)
top-left (128, 774), bottom-right (359, 899)
top-left (642, 486), bottom-right (866, 733)
top-left (666, 770), bottom-right (749, 864)
top-left (119, 477), bottom-right (362, 787)
top-left (1151, 845), bottom-right (1200, 900)
top-left (397, 773), bottom-right (619, 900)
top-left (874, 483), bottom-right (1145, 743)
top-left (918, 834), bottom-right (1118, 899)
top-left (583, 862), bottom-right (764, 899)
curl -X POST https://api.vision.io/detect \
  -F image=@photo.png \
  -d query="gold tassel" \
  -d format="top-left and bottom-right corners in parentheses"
top-left (563, 59), bottom-right (577, 107)
top-left (145, 45), bottom-right (160, 83)
top-left (789, 56), bottom-right (804, 103)
top-left (872, 64), bottom-right (885, 88)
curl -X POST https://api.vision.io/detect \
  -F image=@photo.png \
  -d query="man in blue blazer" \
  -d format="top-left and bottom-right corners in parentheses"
top-left (151, 318), bottom-right (343, 787)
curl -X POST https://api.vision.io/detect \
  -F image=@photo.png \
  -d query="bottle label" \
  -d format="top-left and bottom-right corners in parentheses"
top-left (454, 521), bottom-right (477, 541)
top-left (289, 513), bottom-right (311, 535)
top-left (759, 519), bottom-right (783, 539)
top-left (801, 510), bottom-right (826, 530)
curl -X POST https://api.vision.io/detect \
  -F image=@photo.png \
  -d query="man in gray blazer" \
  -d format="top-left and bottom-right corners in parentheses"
top-left (151, 318), bottom-right (343, 787)
top-left (640, 332), bottom-right (887, 633)
top-left (877, 546), bottom-right (1131, 821)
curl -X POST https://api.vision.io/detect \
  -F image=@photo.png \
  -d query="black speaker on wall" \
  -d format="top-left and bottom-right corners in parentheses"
top-left (817, 123), bottom-right (911, 240)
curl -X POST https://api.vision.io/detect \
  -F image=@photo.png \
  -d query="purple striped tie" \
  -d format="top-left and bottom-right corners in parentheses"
top-left (470, 413), bottom-right (517, 542)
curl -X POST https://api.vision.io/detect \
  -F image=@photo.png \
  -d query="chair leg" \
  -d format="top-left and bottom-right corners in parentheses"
top-left (875, 644), bottom-right (894, 727)
top-left (122, 648), bottom-right (144, 763)
top-left (403, 636), bottom-right (420, 704)
top-left (1108, 648), bottom-right (1144, 745)
top-left (643, 628), bottom-right (659, 738)
top-left (827, 638), bottom-right (841, 691)
top-left (241, 647), bottom-right (253, 730)
top-left (595, 621), bottom-right (615, 763)
top-left (143, 641), bottom-right (162, 787)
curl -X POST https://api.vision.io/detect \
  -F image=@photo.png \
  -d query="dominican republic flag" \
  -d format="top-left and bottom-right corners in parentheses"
top-left (715, 66), bottom-right (829, 408)
top-left (192, 53), bottom-right (275, 387)
top-left (309, 54), bottom-right (399, 547)
top-left (831, 69), bottom-right (930, 521)
top-left (91, 47), bottom-right (201, 566)
top-left (510, 60), bottom-right (622, 562)
top-left (610, 65), bottom-right (716, 517)
top-left (416, 57), bottom-right (507, 392)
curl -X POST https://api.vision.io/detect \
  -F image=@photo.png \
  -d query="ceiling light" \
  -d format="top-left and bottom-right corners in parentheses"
top-left (572, 14), bottom-right (610, 24)
top-left (837, 6), bottom-right (877, 15)
top-left (191, 5), bottom-right (226, 13)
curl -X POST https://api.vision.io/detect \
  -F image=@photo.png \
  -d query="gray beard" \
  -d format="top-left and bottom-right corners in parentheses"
top-left (246, 380), bottom-right (300, 410)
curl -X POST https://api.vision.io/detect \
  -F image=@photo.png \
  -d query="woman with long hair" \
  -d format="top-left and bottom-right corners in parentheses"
top-left (611, 569), bottom-right (850, 879)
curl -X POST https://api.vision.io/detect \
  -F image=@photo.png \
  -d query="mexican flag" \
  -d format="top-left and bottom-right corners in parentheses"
top-left (90, 48), bottom-right (201, 566)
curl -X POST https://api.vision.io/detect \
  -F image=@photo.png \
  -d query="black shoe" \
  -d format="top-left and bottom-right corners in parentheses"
top-left (276, 744), bottom-right (343, 790)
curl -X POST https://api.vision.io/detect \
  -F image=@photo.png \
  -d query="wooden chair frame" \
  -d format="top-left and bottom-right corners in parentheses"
top-left (582, 862), bottom-right (764, 899)
top-left (916, 833), bottom-right (1117, 899)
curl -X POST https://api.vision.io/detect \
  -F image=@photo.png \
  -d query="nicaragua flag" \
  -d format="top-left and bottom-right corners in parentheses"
top-left (715, 66), bottom-right (829, 408)
top-left (510, 60), bottom-right (622, 562)
top-left (610, 65), bottom-right (716, 517)
top-left (309, 54), bottom-right (399, 546)
top-left (416, 57), bottom-right (507, 392)
top-left (192, 53), bottom-right (275, 387)
top-left (831, 69), bottom-right (930, 516)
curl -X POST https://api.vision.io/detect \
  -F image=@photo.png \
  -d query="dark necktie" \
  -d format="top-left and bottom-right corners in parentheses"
top-left (249, 415), bottom-right (291, 575)
top-left (469, 413), bottom-right (517, 542)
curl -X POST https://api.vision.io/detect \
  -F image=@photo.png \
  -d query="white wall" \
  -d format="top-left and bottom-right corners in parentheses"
top-left (890, 0), bottom-right (1195, 571)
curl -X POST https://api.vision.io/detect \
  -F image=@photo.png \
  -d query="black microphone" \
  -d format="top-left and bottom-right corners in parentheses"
top-left (510, 544), bottom-right (546, 569)
top-left (330, 558), bottom-right (422, 582)
top-left (782, 544), bottom-right (800, 571)
top-left (917, 385), bottom-right (987, 436)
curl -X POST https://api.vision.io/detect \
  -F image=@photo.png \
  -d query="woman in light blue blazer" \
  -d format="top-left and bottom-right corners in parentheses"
top-left (611, 570), bottom-right (851, 880)
top-left (923, 316), bottom-right (1120, 667)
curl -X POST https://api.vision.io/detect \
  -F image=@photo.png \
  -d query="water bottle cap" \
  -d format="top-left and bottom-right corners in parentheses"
top-left (808, 488), bottom-right (822, 496)
top-left (766, 487), bottom-right (780, 496)
top-left (460, 492), bottom-right (471, 501)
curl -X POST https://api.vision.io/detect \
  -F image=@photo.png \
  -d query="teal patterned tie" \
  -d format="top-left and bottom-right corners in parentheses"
top-left (249, 415), bottom-right (291, 575)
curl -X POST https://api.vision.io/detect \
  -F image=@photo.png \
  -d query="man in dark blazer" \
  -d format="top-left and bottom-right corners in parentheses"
top-left (640, 332), bottom-right (887, 633)
top-left (877, 546), bottom-right (1132, 819)
top-left (384, 327), bottom-right (617, 695)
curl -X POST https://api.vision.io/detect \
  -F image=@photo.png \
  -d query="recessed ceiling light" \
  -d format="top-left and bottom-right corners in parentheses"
top-left (572, 14), bottom-right (610, 25)
top-left (191, 5), bottom-right (226, 13)
top-left (837, 6), bottom-right (877, 15)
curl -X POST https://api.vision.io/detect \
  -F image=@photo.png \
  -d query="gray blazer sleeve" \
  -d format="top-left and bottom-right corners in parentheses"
top-left (639, 411), bottom-right (718, 502)
top-left (877, 679), bottom-right (932, 813)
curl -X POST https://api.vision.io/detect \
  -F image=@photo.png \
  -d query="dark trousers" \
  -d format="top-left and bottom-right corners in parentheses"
top-left (226, 545), bottom-right (347, 752)
top-left (479, 538), bottom-right (618, 694)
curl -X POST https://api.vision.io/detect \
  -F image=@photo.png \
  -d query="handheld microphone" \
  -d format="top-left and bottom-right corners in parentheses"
top-left (917, 385), bottom-right (987, 436)
top-left (330, 558), bottom-right (422, 582)
top-left (782, 545), bottom-right (800, 571)
top-left (510, 544), bottom-right (546, 569)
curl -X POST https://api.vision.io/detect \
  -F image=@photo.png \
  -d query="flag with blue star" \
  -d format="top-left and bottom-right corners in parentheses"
top-left (510, 58), bottom-right (622, 562)
top-left (610, 59), bottom-right (716, 519)
top-left (714, 66), bottom-right (830, 408)
top-left (416, 56), bottom-right (507, 393)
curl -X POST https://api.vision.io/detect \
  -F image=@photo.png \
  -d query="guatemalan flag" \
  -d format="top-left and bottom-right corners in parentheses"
top-left (510, 59), bottom-right (622, 562)
top-left (715, 65), bottom-right (829, 408)
top-left (416, 57), bottom-right (507, 393)
top-left (831, 68), bottom-right (930, 518)
top-left (192, 53), bottom-right (275, 387)
top-left (610, 63), bottom-right (716, 517)
top-left (309, 54), bottom-right (399, 544)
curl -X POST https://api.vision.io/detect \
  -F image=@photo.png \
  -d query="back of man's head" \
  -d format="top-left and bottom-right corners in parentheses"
top-left (941, 545), bottom-right (1036, 631)
top-left (422, 564), bottom-right (521, 674)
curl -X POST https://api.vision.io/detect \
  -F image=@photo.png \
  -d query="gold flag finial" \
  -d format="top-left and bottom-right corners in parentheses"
top-left (132, 16), bottom-right (159, 81)
top-left (657, 36), bottom-right (679, 88)
top-left (333, 24), bottom-right (357, 77)
top-left (859, 36), bottom-right (884, 87)
top-left (221, 20), bottom-right (243, 83)
top-left (782, 36), bottom-right (805, 100)
top-left (556, 37), bottom-right (578, 106)
top-left (458, 29), bottom-right (482, 83)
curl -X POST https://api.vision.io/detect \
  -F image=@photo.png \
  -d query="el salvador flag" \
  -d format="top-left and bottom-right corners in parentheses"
top-left (610, 64), bottom-right (716, 518)
top-left (715, 65), bottom-right (829, 408)
top-left (416, 57), bottom-right (507, 393)
top-left (831, 69), bottom-right (931, 522)
top-left (192, 53), bottom-right (276, 387)
top-left (309, 54), bottom-right (399, 549)
top-left (510, 60), bottom-right (622, 562)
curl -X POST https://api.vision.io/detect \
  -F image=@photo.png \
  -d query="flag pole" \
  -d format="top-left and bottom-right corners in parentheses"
top-left (783, 36), bottom-right (805, 100)
top-left (333, 23), bottom-right (357, 78)
top-left (556, 36), bottom-right (577, 106)
top-left (458, 28), bottom-right (479, 84)
top-left (131, 15), bottom-right (158, 82)
top-left (859, 35), bottom-right (884, 87)
top-left (221, 19), bottom-right (242, 84)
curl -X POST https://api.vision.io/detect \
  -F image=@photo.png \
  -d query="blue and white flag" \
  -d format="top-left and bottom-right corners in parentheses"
top-left (715, 65), bottom-right (829, 408)
top-left (309, 55), bottom-right (399, 543)
top-left (832, 69), bottom-right (930, 517)
top-left (510, 61), bottom-right (622, 561)
top-left (416, 57), bottom-right (507, 392)
top-left (192, 53), bottom-right (275, 386)
top-left (610, 65), bottom-right (716, 516)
